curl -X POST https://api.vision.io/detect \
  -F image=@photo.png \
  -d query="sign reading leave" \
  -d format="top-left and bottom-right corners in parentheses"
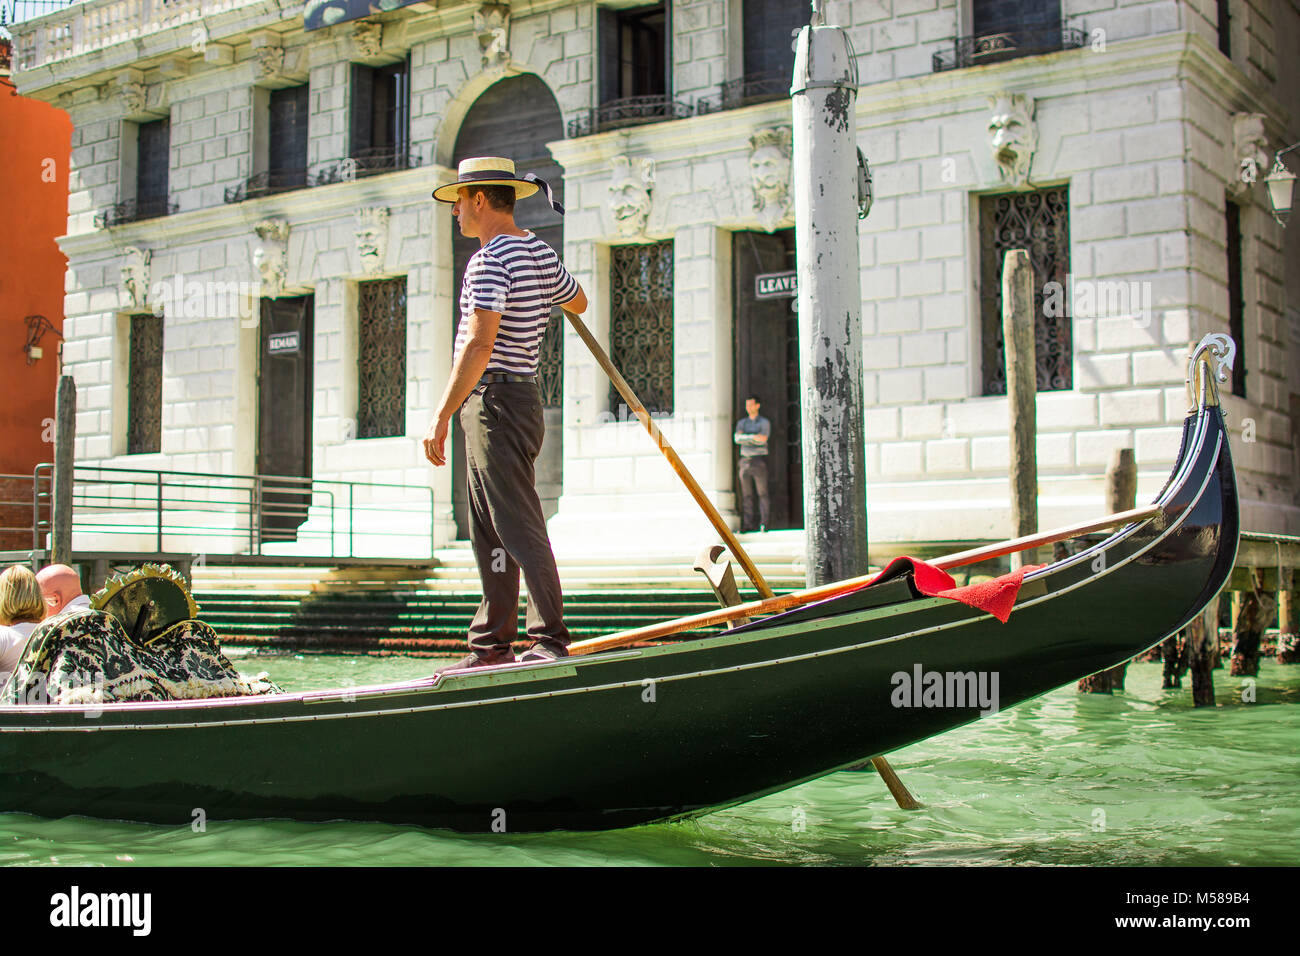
top-left (755, 271), bottom-right (798, 300)
top-left (268, 331), bottom-right (301, 355)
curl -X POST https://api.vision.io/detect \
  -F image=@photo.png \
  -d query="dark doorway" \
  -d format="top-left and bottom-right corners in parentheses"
top-left (732, 229), bottom-right (803, 531)
top-left (449, 73), bottom-right (566, 540)
top-left (258, 295), bottom-right (314, 542)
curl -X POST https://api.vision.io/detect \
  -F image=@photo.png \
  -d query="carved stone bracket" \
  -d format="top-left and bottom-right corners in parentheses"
top-left (474, 2), bottom-right (511, 72)
top-left (351, 21), bottom-right (384, 60)
top-left (121, 246), bottom-right (151, 313)
top-left (749, 126), bottom-right (792, 232)
top-left (988, 91), bottom-right (1037, 189)
top-left (1230, 112), bottom-right (1270, 196)
top-left (608, 156), bottom-right (655, 238)
top-left (251, 32), bottom-right (285, 82)
top-left (356, 206), bottom-right (390, 276)
top-left (252, 218), bottom-right (290, 298)
top-left (111, 70), bottom-right (147, 117)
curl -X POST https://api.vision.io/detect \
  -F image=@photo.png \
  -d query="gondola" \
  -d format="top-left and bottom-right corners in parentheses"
top-left (0, 335), bottom-right (1238, 832)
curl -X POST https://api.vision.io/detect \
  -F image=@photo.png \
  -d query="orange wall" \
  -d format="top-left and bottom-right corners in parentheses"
top-left (0, 74), bottom-right (72, 480)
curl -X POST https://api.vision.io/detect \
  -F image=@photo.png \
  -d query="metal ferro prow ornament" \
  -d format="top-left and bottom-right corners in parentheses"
top-left (1185, 333), bottom-right (1236, 411)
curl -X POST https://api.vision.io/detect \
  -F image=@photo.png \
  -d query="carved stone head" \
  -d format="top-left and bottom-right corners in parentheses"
top-left (121, 246), bottom-right (151, 312)
top-left (608, 156), bottom-right (655, 237)
top-left (252, 218), bottom-right (290, 297)
top-left (355, 206), bottom-right (390, 275)
top-left (1231, 112), bottom-right (1271, 194)
top-left (474, 2), bottom-right (511, 72)
top-left (749, 127), bottom-right (793, 231)
top-left (987, 92), bottom-right (1037, 188)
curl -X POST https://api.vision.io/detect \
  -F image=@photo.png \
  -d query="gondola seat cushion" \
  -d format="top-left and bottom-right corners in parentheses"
top-left (0, 608), bottom-right (280, 705)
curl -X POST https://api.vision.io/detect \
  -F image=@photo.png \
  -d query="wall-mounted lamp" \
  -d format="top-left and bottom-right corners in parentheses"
top-left (1264, 142), bottom-right (1298, 227)
top-left (23, 315), bottom-right (62, 365)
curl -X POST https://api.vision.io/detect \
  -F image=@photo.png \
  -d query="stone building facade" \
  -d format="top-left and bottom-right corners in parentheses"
top-left (8, 0), bottom-right (1299, 559)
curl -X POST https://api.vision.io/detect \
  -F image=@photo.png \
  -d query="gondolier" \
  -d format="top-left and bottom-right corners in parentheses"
top-left (425, 156), bottom-right (588, 671)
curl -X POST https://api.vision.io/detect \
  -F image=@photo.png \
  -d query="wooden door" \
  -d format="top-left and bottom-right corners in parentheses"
top-left (448, 73), bottom-right (566, 540)
top-left (258, 295), bottom-right (314, 542)
top-left (732, 229), bottom-right (803, 530)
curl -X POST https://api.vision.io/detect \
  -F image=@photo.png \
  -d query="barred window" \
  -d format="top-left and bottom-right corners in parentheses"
top-left (127, 314), bottom-right (163, 455)
top-left (357, 277), bottom-right (407, 438)
top-left (610, 241), bottom-right (674, 415)
top-left (979, 186), bottom-right (1071, 395)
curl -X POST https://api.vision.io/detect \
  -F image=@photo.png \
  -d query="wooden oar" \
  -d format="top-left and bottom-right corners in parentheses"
top-left (562, 309), bottom-right (920, 810)
top-left (561, 310), bottom-right (772, 599)
top-left (568, 502), bottom-right (1165, 656)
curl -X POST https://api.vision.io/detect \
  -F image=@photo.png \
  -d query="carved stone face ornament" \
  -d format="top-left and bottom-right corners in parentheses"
top-left (749, 127), bottom-right (792, 231)
top-left (608, 156), bottom-right (654, 237)
top-left (355, 207), bottom-right (390, 275)
top-left (121, 246), bottom-right (151, 312)
top-left (1231, 112), bottom-right (1271, 194)
top-left (988, 92), bottom-right (1037, 189)
top-left (252, 218), bottom-right (289, 297)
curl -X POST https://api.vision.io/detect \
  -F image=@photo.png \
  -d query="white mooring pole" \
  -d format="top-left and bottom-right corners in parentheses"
top-left (792, 6), bottom-right (866, 587)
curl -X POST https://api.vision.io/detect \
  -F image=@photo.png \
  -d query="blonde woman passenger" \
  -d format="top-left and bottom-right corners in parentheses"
top-left (0, 564), bottom-right (46, 687)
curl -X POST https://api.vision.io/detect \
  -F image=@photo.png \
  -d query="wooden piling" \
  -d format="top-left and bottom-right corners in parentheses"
top-left (1002, 249), bottom-right (1037, 572)
top-left (1078, 448), bottom-right (1137, 693)
top-left (1229, 568), bottom-right (1266, 676)
top-left (1279, 568), bottom-right (1299, 664)
top-left (1187, 594), bottom-right (1219, 707)
top-left (51, 375), bottom-right (76, 566)
top-left (1159, 633), bottom-right (1188, 688)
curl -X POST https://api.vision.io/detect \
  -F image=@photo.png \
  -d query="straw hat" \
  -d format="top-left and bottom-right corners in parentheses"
top-left (432, 156), bottom-right (541, 203)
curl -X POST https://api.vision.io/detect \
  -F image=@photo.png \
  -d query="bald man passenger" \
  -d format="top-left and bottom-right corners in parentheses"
top-left (36, 565), bottom-right (91, 620)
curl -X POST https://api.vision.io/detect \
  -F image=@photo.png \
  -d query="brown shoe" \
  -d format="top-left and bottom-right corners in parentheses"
top-left (519, 640), bottom-right (569, 663)
top-left (434, 650), bottom-right (515, 675)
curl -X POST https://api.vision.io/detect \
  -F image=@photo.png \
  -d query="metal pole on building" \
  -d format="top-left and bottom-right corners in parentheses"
top-left (791, 3), bottom-right (920, 811)
top-left (51, 375), bottom-right (76, 565)
top-left (792, 2), bottom-right (867, 589)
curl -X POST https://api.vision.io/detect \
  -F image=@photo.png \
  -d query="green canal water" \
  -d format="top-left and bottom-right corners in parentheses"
top-left (2, 655), bottom-right (1296, 867)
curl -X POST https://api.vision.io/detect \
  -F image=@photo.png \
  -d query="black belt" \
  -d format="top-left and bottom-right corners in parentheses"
top-left (479, 373), bottom-right (536, 384)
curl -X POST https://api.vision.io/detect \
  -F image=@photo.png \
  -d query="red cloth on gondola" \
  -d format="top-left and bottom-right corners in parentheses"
top-left (870, 558), bottom-right (1045, 623)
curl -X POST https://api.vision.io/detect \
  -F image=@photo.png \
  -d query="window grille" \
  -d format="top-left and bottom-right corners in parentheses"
top-left (357, 277), bottom-right (407, 438)
top-left (127, 314), bottom-right (163, 455)
top-left (538, 309), bottom-right (564, 409)
top-left (979, 187), bottom-right (1071, 395)
top-left (609, 241), bottom-right (674, 415)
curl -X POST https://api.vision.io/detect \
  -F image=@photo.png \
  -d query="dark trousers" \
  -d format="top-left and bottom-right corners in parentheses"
top-left (738, 455), bottom-right (770, 530)
top-left (459, 383), bottom-right (569, 656)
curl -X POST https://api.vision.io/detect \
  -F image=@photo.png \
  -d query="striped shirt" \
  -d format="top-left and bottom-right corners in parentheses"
top-left (455, 231), bottom-right (579, 375)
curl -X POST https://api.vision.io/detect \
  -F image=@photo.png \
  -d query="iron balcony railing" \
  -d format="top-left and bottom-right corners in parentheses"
top-left (19, 464), bottom-right (437, 560)
top-left (695, 71), bottom-right (790, 116)
top-left (933, 21), bottom-right (1087, 72)
top-left (223, 168), bottom-right (312, 204)
top-left (349, 145), bottom-right (422, 177)
top-left (567, 95), bottom-right (692, 137)
top-left (225, 150), bottom-right (424, 203)
top-left (93, 196), bottom-right (178, 227)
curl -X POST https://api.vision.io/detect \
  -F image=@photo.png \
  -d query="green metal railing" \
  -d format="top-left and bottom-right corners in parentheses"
top-left (18, 464), bottom-right (436, 560)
